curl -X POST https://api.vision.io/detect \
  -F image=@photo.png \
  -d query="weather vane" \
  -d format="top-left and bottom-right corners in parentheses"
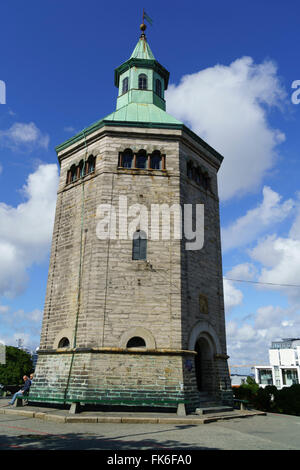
top-left (140, 8), bottom-right (153, 35)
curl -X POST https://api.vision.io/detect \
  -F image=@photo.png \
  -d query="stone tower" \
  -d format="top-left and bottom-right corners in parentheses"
top-left (30, 26), bottom-right (232, 412)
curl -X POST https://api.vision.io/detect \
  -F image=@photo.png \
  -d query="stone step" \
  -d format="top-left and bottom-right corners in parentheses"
top-left (195, 406), bottom-right (234, 415)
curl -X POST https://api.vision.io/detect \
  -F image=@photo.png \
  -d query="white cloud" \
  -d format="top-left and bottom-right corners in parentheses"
top-left (226, 262), bottom-right (257, 281)
top-left (0, 122), bottom-right (49, 150)
top-left (223, 278), bottom-right (243, 312)
top-left (166, 57), bottom-right (286, 201)
top-left (222, 186), bottom-right (294, 251)
top-left (0, 164), bottom-right (59, 297)
top-left (226, 304), bottom-right (300, 365)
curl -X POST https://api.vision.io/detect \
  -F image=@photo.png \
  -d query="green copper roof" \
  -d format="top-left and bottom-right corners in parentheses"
top-left (130, 36), bottom-right (155, 60)
top-left (103, 102), bottom-right (183, 124)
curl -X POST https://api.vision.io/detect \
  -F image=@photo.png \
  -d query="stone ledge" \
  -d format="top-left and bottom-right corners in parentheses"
top-left (37, 347), bottom-right (197, 356)
top-left (0, 405), bottom-right (266, 424)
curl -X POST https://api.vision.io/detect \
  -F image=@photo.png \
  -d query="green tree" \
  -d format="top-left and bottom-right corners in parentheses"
top-left (0, 346), bottom-right (33, 385)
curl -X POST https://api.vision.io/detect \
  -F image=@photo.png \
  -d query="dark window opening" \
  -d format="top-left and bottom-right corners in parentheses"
top-left (86, 155), bottom-right (95, 174)
top-left (122, 77), bottom-right (128, 94)
top-left (122, 149), bottom-right (133, 168)
top-left (126, 337), bottom-right (146, 348)
top-left (150, 151), bottom-right (162, 170)
top-left (136, 150), bottom-right (147, 169)
top-left (70, 165), bottom-right (77, 182)
top-left (155, 79), bottom-right (162, 97)
top-left (58, 337), bottom-right (70, 348)
top-left (187, 160), bottom-right (211, 191)
top-left (132, 230), bottom-right (147, 260)
top-left (138, 74), bottom-right (148, 90)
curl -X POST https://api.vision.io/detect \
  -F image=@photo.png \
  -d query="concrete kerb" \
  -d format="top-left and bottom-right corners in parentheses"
top-left (0, 406), bottom-right (266, 424)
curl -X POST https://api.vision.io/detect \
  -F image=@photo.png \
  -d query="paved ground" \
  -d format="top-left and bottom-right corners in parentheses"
top-left (0, 398), bottom-right (300, 451)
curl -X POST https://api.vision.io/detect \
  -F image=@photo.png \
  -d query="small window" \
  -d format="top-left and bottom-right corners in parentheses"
top-left (132, 230), bottom-right (147, 260)
top-left (138, 73), bottom-right (148, 90)
top-left (122, 149), bottom-right (133, 168)
top-left (78, 160), bottom-right (85, 178)
top-left (136, 150), bottom-right (147, 169)
top-left (187, 161), bottom-right (193, 179)
top-left (86, 155), bottom-right (95, 174)
top-left (122, 77), bottom-right (128, 94)
top-left (155, 79), bottom-right (162, 98)
top-left (70, 165), bottom-right (77, 182)
top-left (126, 337), bottom-right (146, 348)
top-left (58, 337), bottom-right (70, 348)
top-left (150, 151), bottom-right (162, 170)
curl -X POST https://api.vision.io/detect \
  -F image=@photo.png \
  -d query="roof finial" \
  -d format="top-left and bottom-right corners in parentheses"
top-left (140, 8), bottom-right (147, 38)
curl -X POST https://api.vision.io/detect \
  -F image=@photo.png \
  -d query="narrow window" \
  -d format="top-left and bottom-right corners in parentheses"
top-left (122, 77), bottom-right (128, 94)
top-left (122, 149), bottom-right (133, 168)
top-left (78, 160), bottom-right (85, 178)
top-left (66, 170), bottom-right (72, 185)
top-left (86, 155), bottom-right (95, 174)
top-left (150, 151), bottom-right (162, 170)
top-left (138, 73), bottom-right (148, 90)
top-left (155, 79), bottom-right (162, 97)
top-left (187, 161), bottom-right (193, 179)
top-left (136, 150), bottom-right (147, 169)
top-left (70, 165), bottom-right (77, 182)
top-left (132, 230), bottom-right (147, 260)
top-left (126, 337), bottom-right (146, 348)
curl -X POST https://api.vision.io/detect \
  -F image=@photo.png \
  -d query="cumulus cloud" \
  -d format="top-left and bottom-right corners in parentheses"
top-left (227, 304), bottom-right (300, 364)
top-left (0, 122), bottom-right (49, 150)
top-left (166, 57), bottom-right (286, 200)
top-left (0, 164), bottom-right (59, 297)
top-left (222, 186), bottom-right (295, 252)
top-left (223, 278), bottom-right (243, 312)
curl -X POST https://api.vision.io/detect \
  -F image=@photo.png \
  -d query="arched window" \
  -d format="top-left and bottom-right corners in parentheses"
top-left (122, 77), bottom-right (128, 94)
top-left (122, 149), bottom-right (133, 168)
top-left (136, 149), bottom-right (147, 169)
top-left (58, 337), bottom-right (70, 348)
top-left (126, 337), bottom-right (146, 348)
top-left (138, 73), bottom-right (148, 90)
top-left (132, 230), bottom-right (147, 260)
top-left (86, 155), bottom-right (95, 174)
top-left (155, 79), bottom-right (162, 97)
top-left (78, 160), bottom-right (85, 178)
top-left (70, 164), bottom-right (77, 182)
top-left (150, 151), bottom-right (162, 170)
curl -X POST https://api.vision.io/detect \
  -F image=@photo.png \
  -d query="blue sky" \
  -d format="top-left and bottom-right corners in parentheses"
top-left (0, 0), bottom-right (299, 369)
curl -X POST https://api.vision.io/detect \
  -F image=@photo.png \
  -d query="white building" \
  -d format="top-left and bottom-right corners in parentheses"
top-left (254, 338), bottom-right (300, 389)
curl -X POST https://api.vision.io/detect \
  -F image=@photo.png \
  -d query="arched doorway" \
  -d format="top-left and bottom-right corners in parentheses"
top-left (194, 335), bottom-right (216, 393)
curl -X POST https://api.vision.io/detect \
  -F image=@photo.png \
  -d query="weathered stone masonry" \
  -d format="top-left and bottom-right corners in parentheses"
top-left (30, 31), bottom-right (232, 411)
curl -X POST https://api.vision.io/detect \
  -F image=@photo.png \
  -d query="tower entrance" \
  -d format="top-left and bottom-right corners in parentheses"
top-left (194, 335), bottom-right (216, 393)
